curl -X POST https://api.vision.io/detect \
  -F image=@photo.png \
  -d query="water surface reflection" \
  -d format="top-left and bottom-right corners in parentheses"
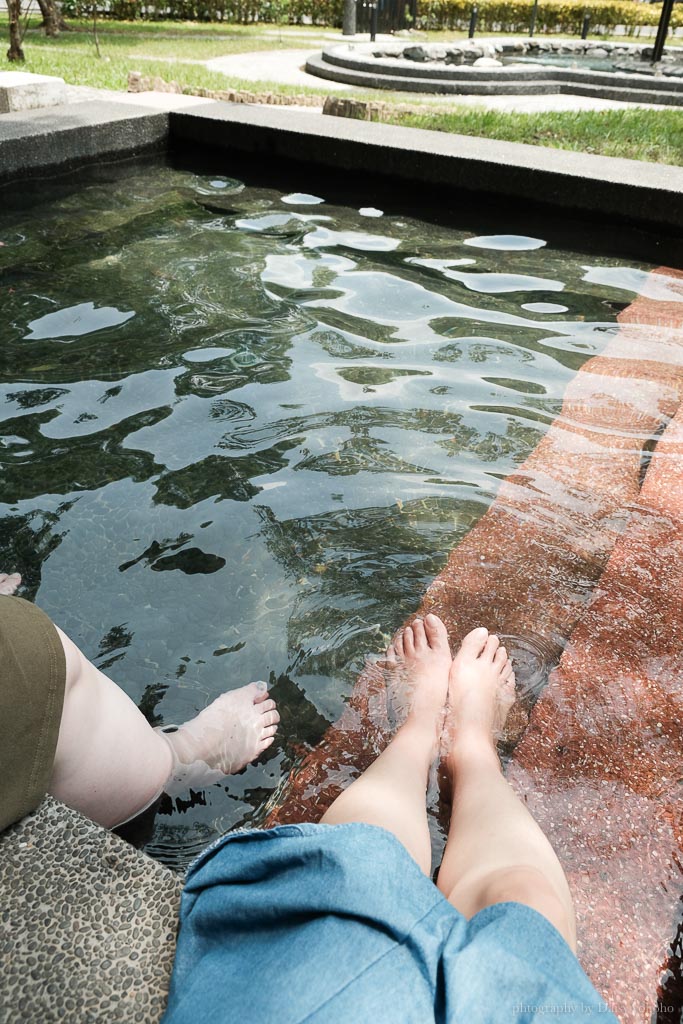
top-left (0, 164), bottom-right (671, 868)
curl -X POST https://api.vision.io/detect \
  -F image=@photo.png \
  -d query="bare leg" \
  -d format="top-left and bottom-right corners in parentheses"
top-left (436, 629), bottom-right (577, 949)
top-left (321, 614), bottom-right (451, 875)
top-left (50, 629), bottom-right (280, 828)
top-left (50, 626), bottom-right (175, 828)
top-left (4, 573), bottom-right (170, 828)
top-left (0, 575), bottom-right (280, 829)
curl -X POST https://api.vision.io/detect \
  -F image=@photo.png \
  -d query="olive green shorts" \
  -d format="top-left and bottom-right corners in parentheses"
top-left (0, 597), bottom-right (66, 832)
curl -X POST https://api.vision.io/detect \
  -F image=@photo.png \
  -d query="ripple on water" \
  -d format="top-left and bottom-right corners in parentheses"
top-left (499, 632), bottom-right (561, 702)
top-left (463, 234), bottom-right (547, 251)
top-left (581, 265), bottom-right (683, 302)
top-left (407, 258), bottom-right (563, 294)
top-left (303, 227), bottom-right (401, 252)
top-left (281, 192), bottom-right (325, 205)
top-left (521, 302), bottom-right (569, 314)
top-left (24, 302), bottom-right (135, 341)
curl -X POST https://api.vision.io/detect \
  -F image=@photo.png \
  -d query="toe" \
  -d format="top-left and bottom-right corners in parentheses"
top-left (411, 618), bottom-right (427, 650)
top-left (502, 678), bottom-right (516, 705)
top-left (248, 681), bottom-right (270, 704)
top-left (262, 708), bottom-right (280, 728)
top-left (384, 644), bottom-right (397, 664)
top-left (262, 723), bottom-right (278, 739)
top-left (494, 645), bottom-right (508, 669)
top-left (403, 625), bottom-right (415, 657)
top-left (258, 698), bottom-right (277, 717)
top-left (258, 735), bottom-right (275, 755)
top-left (483, 634), bottom-right (500, 662)
top-left (394, 630), bottom-right (405, 658)
top-left (424, 613), bottom-right (449, 652)
top-left (459, 626), bottom-right (489, 658)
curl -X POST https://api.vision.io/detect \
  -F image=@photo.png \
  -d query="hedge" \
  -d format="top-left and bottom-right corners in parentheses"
top-left (58, 0), bottom-right (682, 33)
top-left (60, 0), bottom-right (343, 20)
top-left (416, 0), bottom-right (683, 32)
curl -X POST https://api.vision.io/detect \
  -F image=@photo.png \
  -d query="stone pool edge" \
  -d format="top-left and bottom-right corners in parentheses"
top-left (169, 103), bottom-right (683, 235)
top-left (1, 100), bottom-right (682, 239)
top-left (0, 100), bottom-right (168, 179)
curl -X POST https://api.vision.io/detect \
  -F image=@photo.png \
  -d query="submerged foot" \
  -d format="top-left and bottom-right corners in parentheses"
top-left (380, 613), bottom-right (452, 755)
top-left (443, 627), bottom-right (516, 760)
top-left (158, 681), bottom-right (280, 794)
top-left (0, 572), bottom-right (21, 596)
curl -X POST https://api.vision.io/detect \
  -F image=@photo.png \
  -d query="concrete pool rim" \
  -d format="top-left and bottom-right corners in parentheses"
top-left (306, 39), bottom-right (683, 106)
top-left (0, 99), bottom-right (682, 260)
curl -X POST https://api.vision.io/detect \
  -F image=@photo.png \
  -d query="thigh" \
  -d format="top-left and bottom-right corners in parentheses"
top-left (164, 823), bottom-right (453, 1024)
top-left (0, 596), bottom-right (66, 831)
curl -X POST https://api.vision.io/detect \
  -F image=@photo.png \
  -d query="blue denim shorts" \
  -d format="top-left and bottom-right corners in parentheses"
top-left (163, 822), bottom-right (617, 1024)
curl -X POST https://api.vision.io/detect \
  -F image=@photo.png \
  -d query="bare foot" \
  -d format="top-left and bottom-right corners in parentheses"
top-left (0, 572), bottom-right (21, 596)
top-left (443, 627), bottom-right (516, 759)
top-left (158, 681), bottom-right (280, 795)
top-left (380, 613), bottom-right (452, 755)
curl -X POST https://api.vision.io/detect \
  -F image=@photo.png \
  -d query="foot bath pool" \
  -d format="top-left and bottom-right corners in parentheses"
top-left (1, 157), bottom-right (682, 1020)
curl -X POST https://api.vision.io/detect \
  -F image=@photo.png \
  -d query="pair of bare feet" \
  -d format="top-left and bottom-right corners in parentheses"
top-left (380, 612), bottom-right (516, 768)
top-left (1, 569), bottom-right (508, 804)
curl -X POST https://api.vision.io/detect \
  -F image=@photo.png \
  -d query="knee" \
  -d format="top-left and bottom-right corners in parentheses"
top-left (477, 865), bottom-right (576, 951)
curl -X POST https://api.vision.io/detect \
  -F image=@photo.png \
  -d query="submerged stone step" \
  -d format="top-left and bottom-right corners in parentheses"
top-left (0, 71), bottom-right (67, 114)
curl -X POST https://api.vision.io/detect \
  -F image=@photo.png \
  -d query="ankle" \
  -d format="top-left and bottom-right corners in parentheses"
top-left (446, 727), bottom-right (500, 774)
top-left (395, 717), bottom-right (440, 766)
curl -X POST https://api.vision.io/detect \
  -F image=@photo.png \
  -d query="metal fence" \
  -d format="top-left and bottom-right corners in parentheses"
top-left (356, 0), bottom-right (418, 35)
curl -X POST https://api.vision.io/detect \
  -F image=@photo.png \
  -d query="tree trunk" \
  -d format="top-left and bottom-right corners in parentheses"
top-left (7, 0), bottom-right (25, 61)
top-left (342, 0), bottom-right (356, 35)
top-left (37, 0), bottom-right (68, 35)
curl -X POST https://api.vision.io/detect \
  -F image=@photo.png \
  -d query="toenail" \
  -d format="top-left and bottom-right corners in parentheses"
top-left (255, 680), bottom-right (268, 692)
top-left (425, 613), bottom-right (438, 624)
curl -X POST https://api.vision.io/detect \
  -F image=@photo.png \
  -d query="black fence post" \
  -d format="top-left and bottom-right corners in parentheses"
top-left (652, 0), bottom-right (675, 63)
top-left (529, 0), bottom-right (539, 37)
top-left (468, 3), bottom-right (478, 38)
top-left (370, 0), bottom-right (379, 40)
top-left (580, 11), bottom-right (590, 38)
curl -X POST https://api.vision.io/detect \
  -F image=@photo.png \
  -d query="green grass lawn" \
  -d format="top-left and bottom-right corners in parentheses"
top-left (383, 106), bottom-right (683, 165)
top-left (2, 15), bottom-right (682, 164)
top-left (0, 16), bottom-right (335, 92)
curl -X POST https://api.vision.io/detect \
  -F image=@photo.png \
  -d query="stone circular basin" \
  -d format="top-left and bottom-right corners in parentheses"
top-left (306, 39), bottom-right (683, 104)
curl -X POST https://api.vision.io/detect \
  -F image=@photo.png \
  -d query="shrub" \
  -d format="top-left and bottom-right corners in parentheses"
top-left (60, 0), bottom-right (345, 21)
top-left (58, 0), bottom-right (681, 31)
top-left (417, 0), bottom-right (682, 34)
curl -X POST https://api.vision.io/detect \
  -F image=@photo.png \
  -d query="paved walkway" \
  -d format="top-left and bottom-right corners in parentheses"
top-left (206, 48), bottom-right (354, 91)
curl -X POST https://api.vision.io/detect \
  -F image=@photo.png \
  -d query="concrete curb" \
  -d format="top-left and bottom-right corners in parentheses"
top-left (169, 103), bottom-right (683, 234)
top-left (0, 101), bottom-right (168, 182)
top-left (1, 97), bottom-right (682, 245)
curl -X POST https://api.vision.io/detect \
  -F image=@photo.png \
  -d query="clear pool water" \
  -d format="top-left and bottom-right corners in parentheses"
top-left (0, 161), bottom-right (668, 868)
top-left (503, 54), bottom-right (683, 75)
